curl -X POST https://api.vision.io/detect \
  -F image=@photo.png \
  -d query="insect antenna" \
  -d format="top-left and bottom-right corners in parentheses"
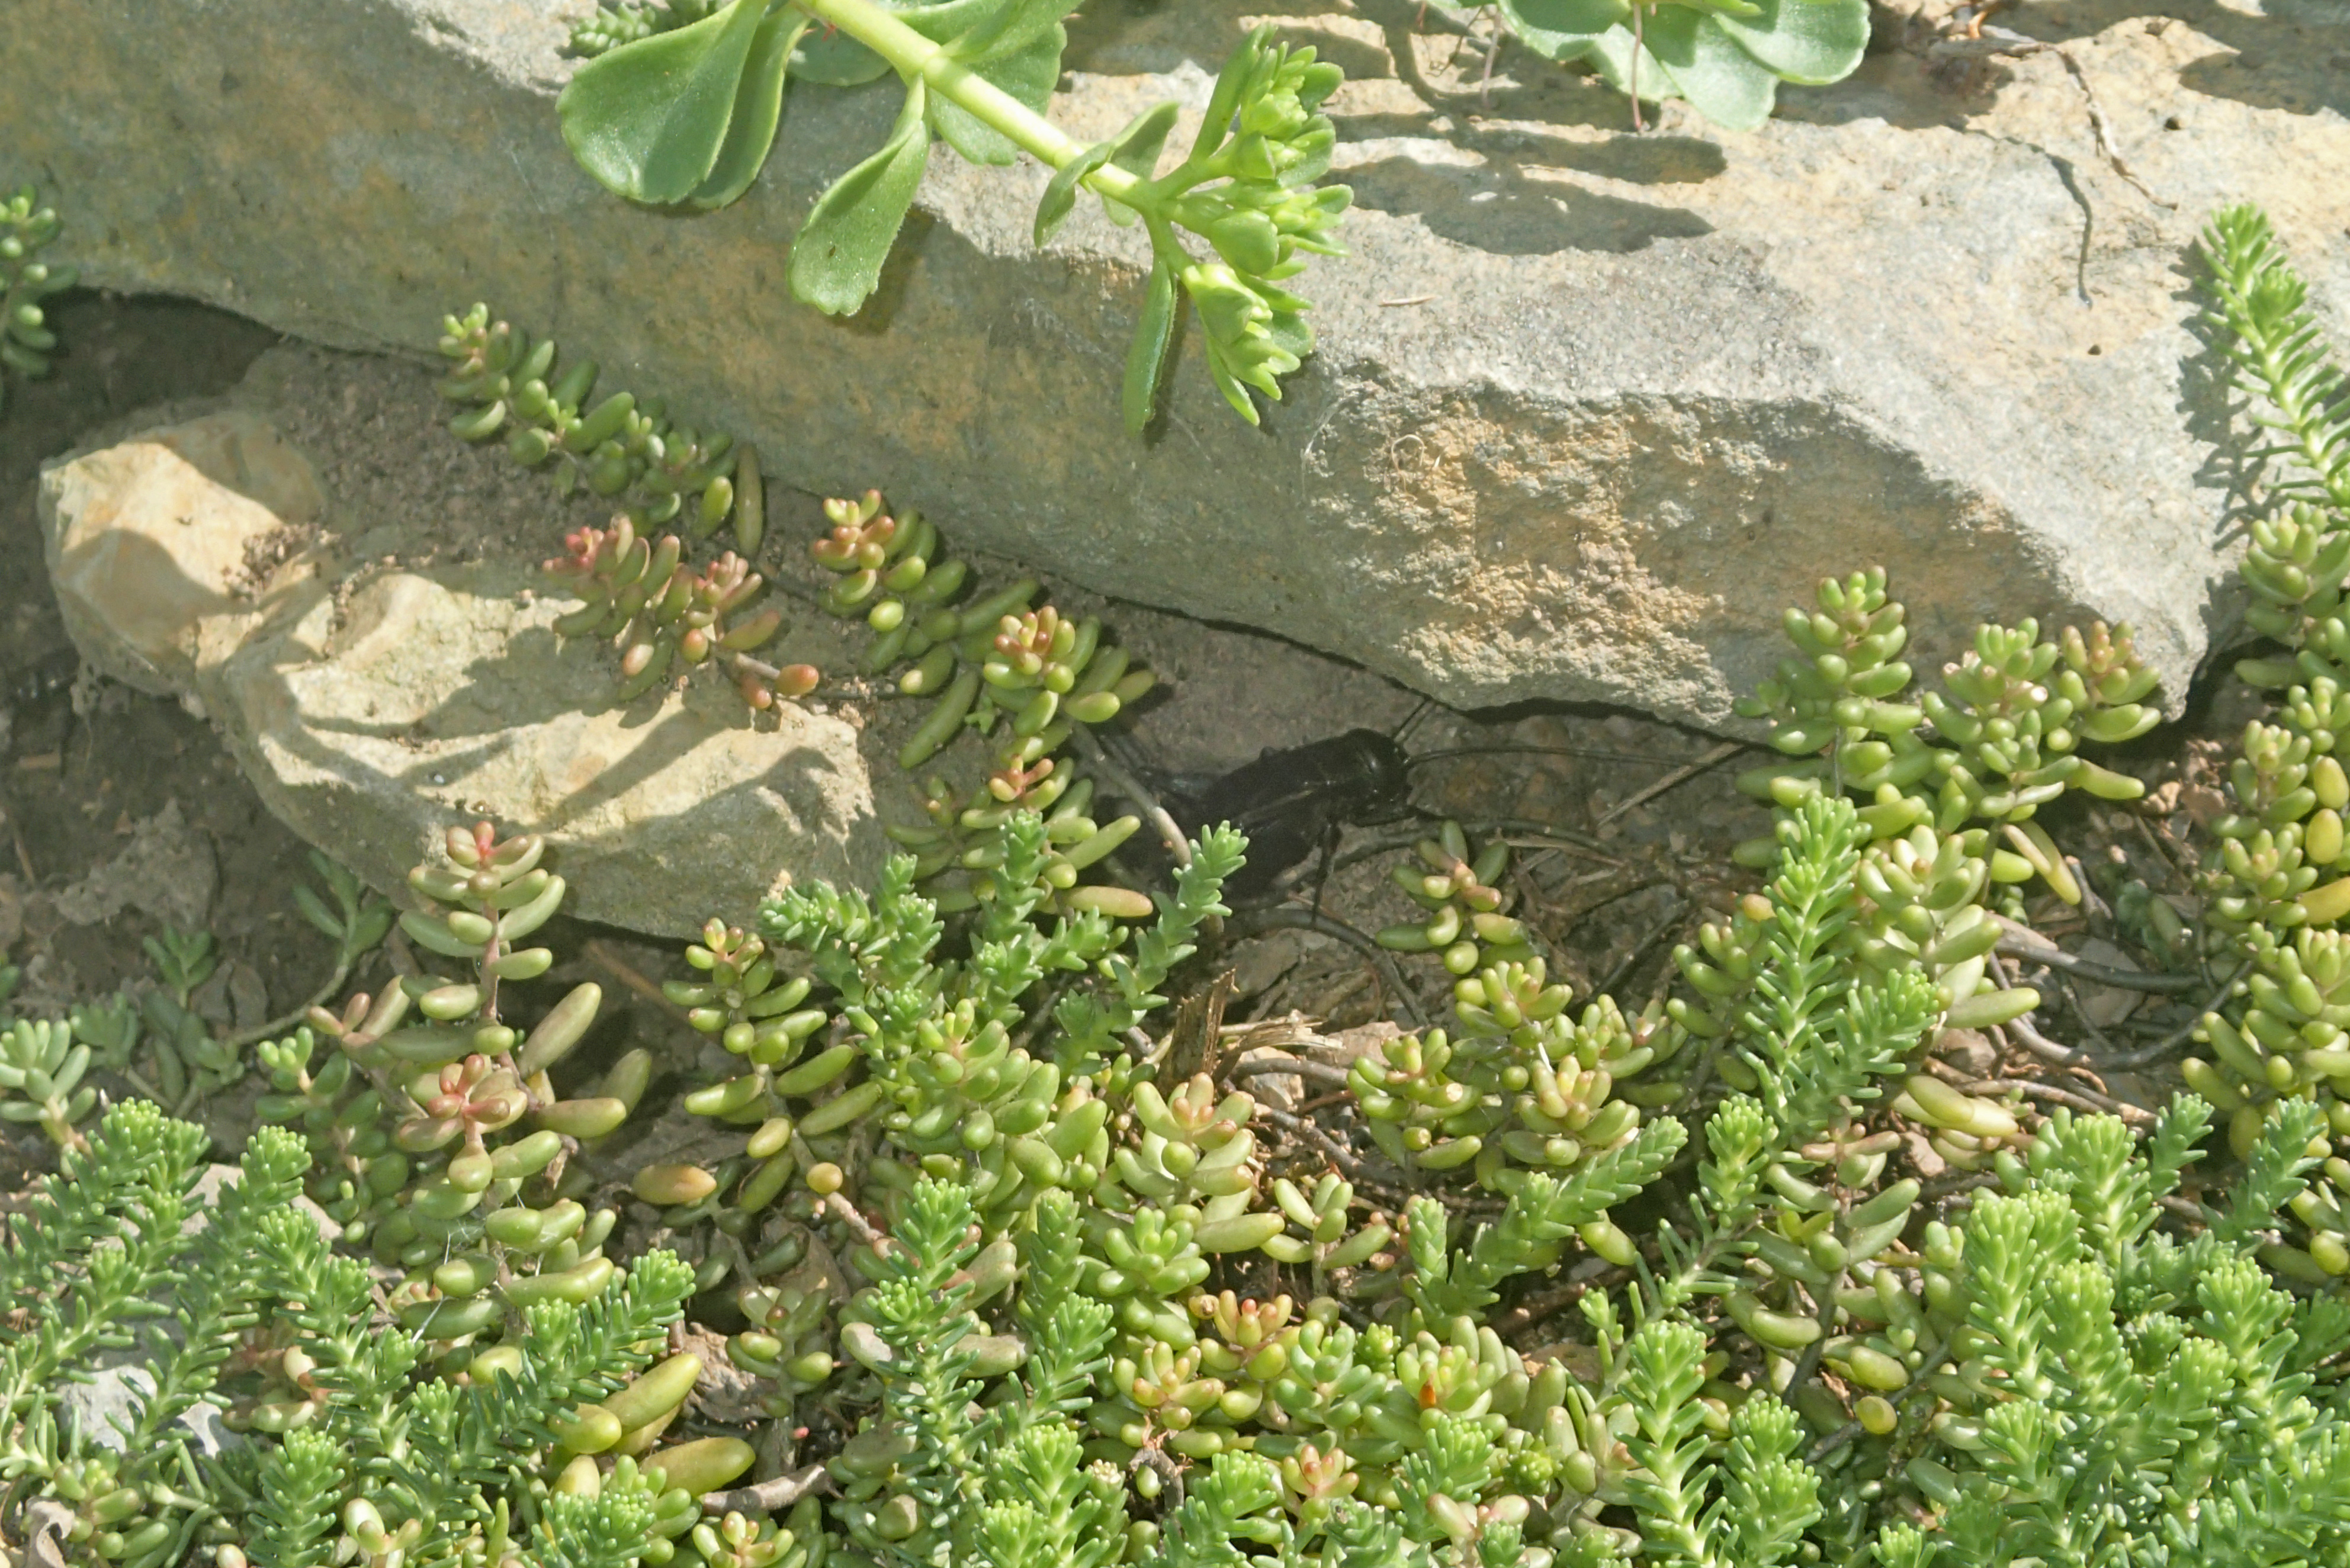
top-left (1402, 741), bottom-right (1753, 772)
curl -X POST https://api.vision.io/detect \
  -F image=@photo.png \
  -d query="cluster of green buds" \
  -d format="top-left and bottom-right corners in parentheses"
top-left (0, 184), bottom-right (73, 407)
top-left (1733, 568), bottom-right (1931, 837)
top-left (885, 773), bottom-right (1144, 915)
top-left (1124, 31), bottom-right (1349, 426)
top-left (1922, 620), bottom-right (2156, 828)
top-left (1263, 1173), bottom-right (1396, 1295)
top-left (658, 920), bottom-right (837, 1237)
top-left (436, 304), bottom-right (761, 552)
top-left (2236, 505), bottom-right (2350, 689)
top-left (548, 516), bottom-right (817, 706)
top-left (871, 1000), bottom-right (1114, 1232)
top-left (730, 1238), bottom-right (845, 1405)
top-left (808, 492), bottom-right (1152, 891)
top-left (811, 493), bottom-right (969, 669)
top-left (258, 825), bottom-right (661, 1347)
top-left (1376, 822), bottom-right (1538, 978)
top-left (1251, 1306), bottom-right (1585, 1525)
top-left (1734, 571), bottom-right (2159, 907)
top-left (0, 1017), bottom-right (95, 1149)
top-left (682, 1500), bottom-right (824, 1568)
top-left (1100, 1072), bottom-right (1266, 1224)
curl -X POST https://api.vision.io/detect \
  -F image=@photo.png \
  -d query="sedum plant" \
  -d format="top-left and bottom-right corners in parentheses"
top-left (557, 5), bottom-right (1350, 430)
top-left (0, 1100), bottom-right (747, 1568)
top-left (805, 490), bottom-right (1154, 909)
top-left (0, 181), bottom-right (72, 412)
top-left (1460, 0), bottom-right (1870, 132)
top-left (438, 304), bottom-right (763, 552)
top-left (431, 302), bottom-right (821, 712)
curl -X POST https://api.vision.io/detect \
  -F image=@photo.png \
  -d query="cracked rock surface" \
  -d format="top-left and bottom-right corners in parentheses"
top-left (5, 0), bottom-right (2348, 725)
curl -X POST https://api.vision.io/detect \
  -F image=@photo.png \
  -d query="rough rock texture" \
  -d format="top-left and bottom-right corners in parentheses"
top-left (7, 0), bottom-right (2347, 726)
top-left (37, 378), bottom-right (884, 939)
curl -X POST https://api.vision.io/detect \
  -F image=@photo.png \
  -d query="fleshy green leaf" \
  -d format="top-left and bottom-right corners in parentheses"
top-left (557, 0), bottom-right (774, 204)
top-left (1123, 257), bottom-right (1180, 435)
top-left (947, 0), bottom-right (1081, 67)
top-left (1645, 9), bottom-right (1780, 130)
top-left (1585, 24), bottom-right (1677, 105)
top-left (789, 27), bottom-right (892, 86)
top-left (1503, 0), bottom-right (1630, 36)
top-left (1035, 101), bottom-right (1180, 245)
top-left (1709, 0), bottom-right (1870, 85)
top-left (789, 80), bottom-right (933, 315)
top-left (688, 12), bottom-right (810, 209)
top-left (1496, 1), bottom-right (1611, 62)
top-left (1034, 143), bottom-right (1116, 248)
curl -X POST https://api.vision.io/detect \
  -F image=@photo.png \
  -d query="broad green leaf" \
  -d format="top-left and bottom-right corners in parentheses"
top-left (1504, 0), bottom-right (1630, 36)
top-left (1708, 0), bottom-right (1870, 85)
top-left (689, 13), bottom-right (810, 209)
top-left (1643, 8), bottom-right (1778, 130)
top-left (1497, 0), bottom-right (1611, 63)
top-left (789, 81), bottom-right (933, 316)
top-left (896, 0), bottom-right (1003, 46)
top-left (557, 0), bottom-right (774, 204)
top-left (1123, 258), bottom-right (1180, 435)
top-left (947, 0), bottom-right (1082, 66)
top-left (929, 28), bottom-right (1062, 166)
top-left (789, 28), bottom-right (891, 87)
top-left (1585, 24), bottom-right (1678, 105)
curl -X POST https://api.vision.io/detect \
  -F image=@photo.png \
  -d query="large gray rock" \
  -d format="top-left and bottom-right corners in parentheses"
top-left (7, 0), bottom-right (2347, 726)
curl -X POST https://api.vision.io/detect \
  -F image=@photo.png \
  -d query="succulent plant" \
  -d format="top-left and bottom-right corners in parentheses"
top-left (438, 303), bottom-right (760, 551)
top-left (1735, 572), bottom-right (2160, 912)
top-left (547, 515), bottom-right (817, 707)
top-left (0, 182), bottom-right (73, 412)
top-left (560, 5), bottom-right (1350, 431)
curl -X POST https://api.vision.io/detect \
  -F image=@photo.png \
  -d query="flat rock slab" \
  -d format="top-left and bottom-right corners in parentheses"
top-left (7, 0), bottom-right (2348, 726)
top-left (38, 350), bottom-right (883, 939)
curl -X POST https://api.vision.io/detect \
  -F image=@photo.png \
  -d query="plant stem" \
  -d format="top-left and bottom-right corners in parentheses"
top-left (789, 0), bottom-right (1147, 204)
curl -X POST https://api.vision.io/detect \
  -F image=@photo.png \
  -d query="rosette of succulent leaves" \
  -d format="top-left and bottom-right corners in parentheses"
top-left (1428, 0), bottom-right (1870, 131)
top-left (558, 2), bottom-right (1349, 432)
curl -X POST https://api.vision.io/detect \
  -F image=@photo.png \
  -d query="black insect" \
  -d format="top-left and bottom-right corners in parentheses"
top-left (1163, 727), bottom-right (1417, 902)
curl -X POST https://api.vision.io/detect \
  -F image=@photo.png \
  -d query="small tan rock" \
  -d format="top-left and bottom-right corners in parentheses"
top-left (41, 412), bottom-right (312, 695)
top-left (38, 403), bottom-right (884, 940)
